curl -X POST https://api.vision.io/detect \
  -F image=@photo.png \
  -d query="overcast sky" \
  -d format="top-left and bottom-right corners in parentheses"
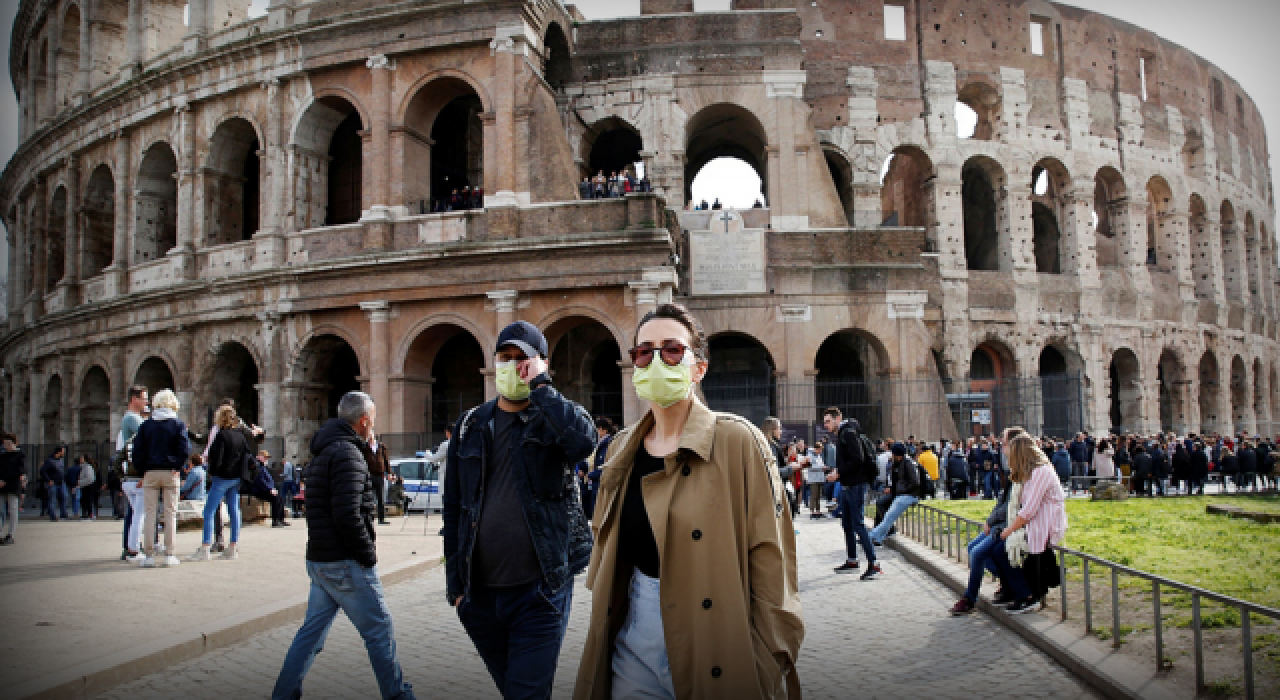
top-left (0, 0), bottom-right (1275, 223)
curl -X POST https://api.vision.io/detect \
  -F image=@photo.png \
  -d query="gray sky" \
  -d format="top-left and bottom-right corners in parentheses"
top-left (0, 0), bottom-right (1275, 223)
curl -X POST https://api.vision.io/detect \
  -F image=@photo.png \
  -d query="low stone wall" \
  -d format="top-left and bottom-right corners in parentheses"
top-left (1206, 503), bottom-right (1280, 524)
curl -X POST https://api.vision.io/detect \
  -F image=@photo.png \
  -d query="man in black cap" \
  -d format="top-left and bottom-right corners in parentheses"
top-left (443, 320), bottom-right (596, 699)
top-left (868, 442), bottom-right (922, 549)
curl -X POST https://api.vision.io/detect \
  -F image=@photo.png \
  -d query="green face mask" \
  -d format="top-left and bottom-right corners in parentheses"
top-left (633, 355), bottom-right (695, 408)
top-left (495, 360), bottom-right (531, 401)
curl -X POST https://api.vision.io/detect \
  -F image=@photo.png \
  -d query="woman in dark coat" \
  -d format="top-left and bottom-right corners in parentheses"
top-left (1131, 443), bottom-right (1153, 497)
top-left (1171, 444), bottom-right (1191, 494)
top-left (1188, 442), bottom-right (1210, 495)
top-left (1219, 446), bottom-right (1240, 492)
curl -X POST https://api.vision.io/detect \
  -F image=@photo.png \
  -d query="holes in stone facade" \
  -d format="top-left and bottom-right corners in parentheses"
top-left (815, 330), bottom-right (889, 436)
top-left (543, 22), bottom-right (572, 89)
top-left (1158, 349), bottom-right (1184, 432)
top-left (1211, 77), bottom-right (1225, 114)
top-left (57, 4), bottom-right (81, 109)
top-left (327, 112), bottom-right (363, 225)
top-left (1145, 176), bottom-right (1172, 270)
top-left (1092, 166), bottom-right (1126, 269)
top-left (825, 148), bottom-right (854, 226)
top-left (1189, 194), bottom-right (1216, 301)
top-left (81, 164), bottom-right (115, 278)
top-left (1029, 17), bottom-right (1047, 56)
top-left (92, 1), bottom-right (129, 90)
top-left (1231, 354), bottom-right (1248, 431)
top-left (134, 356), bottom-right (176, 394)
top-left (583, 117), bottom-right (643, 185)
top-left (42, 374), bottom-right (61, 444)
top-left (293, 335), bottom-right (360, 426)
top-left (135, 142), bottom-right (178, 262)
top-left (1030, 159), bottom-right (1068, 274)
top-left (290, 97), bottom-right (362, 229)
top-left (1221, 199), bottom-right (1244, 302)
top-left (684, 103), bottom-right (768, 208)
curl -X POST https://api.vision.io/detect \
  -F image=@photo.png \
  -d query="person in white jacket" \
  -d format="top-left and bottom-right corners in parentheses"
top-left (1092, 439), bottom-right (1116, 480)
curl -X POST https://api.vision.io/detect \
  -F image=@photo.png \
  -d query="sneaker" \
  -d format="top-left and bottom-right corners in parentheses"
top-left (187, 547), bottom-right (211, 562)
top-left (1006, 598), bottom-right (1038, 614)
top-left (211, 541), bottom-right (226, 553)
top-left (834, 561), bottom-right (860, 574)
top-left (860, 563), bottom-right (882, 581)
top-left (125, 552), bottom-right (146, 563)
top-left (138, 556), bottom-right (157, 568)
top-left (950, 599), bottom-right (976, 615)
top-left (219, 544), bottom-right (238, 560)
top-left (279, 520), bottom-right (291, 526)
top-left (162, 556), bottom-right (182, 568)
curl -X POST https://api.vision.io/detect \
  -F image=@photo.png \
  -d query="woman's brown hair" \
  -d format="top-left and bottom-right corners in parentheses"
top-left (633, 302), bottom-right (708, 361)
top-left (215, 404), bottom-right (239, 430)
top-left (1008, 433), bottom-right (1049, 483)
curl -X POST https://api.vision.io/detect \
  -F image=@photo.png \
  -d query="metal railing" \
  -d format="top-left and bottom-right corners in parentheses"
top-left (900, 500), bottom-right (1280, 699)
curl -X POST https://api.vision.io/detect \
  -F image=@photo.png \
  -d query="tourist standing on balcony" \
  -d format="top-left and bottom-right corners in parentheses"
top-left (273, 391), bottom-right (417, 700)
top-left (573, 303), bottom-right (802, 700)
top-left (0, 433), bottom-right (26, 545)
top-left (132, 389), bottom-right (190, 568)
top-left (444, 320), bottom-right (595, 700)
top-left (40, 446), bottom-right (69, 522)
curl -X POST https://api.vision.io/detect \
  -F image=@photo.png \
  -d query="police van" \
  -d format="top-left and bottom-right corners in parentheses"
top-left (389, 452), bottom-right (441, 512)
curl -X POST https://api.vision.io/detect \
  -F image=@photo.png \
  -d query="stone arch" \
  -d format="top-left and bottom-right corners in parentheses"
top-left (1252, 356), bottom-right (1268, 436)
top-left (291, 333), bottom-right (363, 430)
top-left (1188, 193), bottom-right (1217, 302)
top-left (879, 145), bottom-right (933, 229)
top-left (290, 95), bottom-right (364, 229)
top-left (135, 141), bottom-right (178, 262)
top-left (1157, 348), bottom-right (1186, 433)
top-left (204, 341), bottom-right (262, 428)
top-left (1108, 347), bottom-right (1142, 433)
top-left (81, 163), bottom-right (115, 278)
top-left (1220, 199), bottom-right (1244, 301)
top-left (56, 3), bottom-right (81, 109)
top-left (1093, 166), bottom-right (1128, 269)
top-left (205, 116), bottom-right (263, 244)
top-left (683, 102), bottom-right (769, 206)
top-left (132, 355), bottom-right (176, 393)
top-left (1145, 176), bottom-right (1174, 271)
top-left (1230, 354), bottom-right (1248, 433)
top-left (401, 74), bottom-right (488, 212)
top-left (400, 320), bottom-right (488, 435)
top-left (582, 116), bottom-right (643, 185)
top-left (1199, 350), bottom-right (1222, 434)
top-left (78, 365), bottom-right (111, 444)
top-left (968, 337), bottom-right (1021, 436)
top-left (1030, 157), bottom-right (1070, 274)
top-left (703, 331), bottom-right (776, 426)
top-left (1244, 211), bottom-right (1260, 305)
top-left (970, 337), bottom-right (1017, 380)
top-left (814, 328), bottom-right (891, 435)
top-left (536, 306), bottom-right (631, 362)
top-left (956, 80), bottom-right (1001, 140)
top-left (543, 21), bottom-right (572, 89)
top-left (42, 373), bottom-right (63, 444)
top-left (545, 316), bottom-right (624, 425)
top-left (961, 156), bottom-right (1006, 271)
top-left (1038, 343), bottom-right (1081, 437)
top-left (47, 185), bottom-right (67, 293)
top-left (823, 147), bottom-right (854, 227)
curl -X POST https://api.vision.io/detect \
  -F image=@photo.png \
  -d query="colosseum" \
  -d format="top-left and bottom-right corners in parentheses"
top-left (1, 0), bottom-right (1276, 460)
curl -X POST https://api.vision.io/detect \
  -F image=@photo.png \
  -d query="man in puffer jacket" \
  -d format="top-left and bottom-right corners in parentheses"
top-left (273, 392), bottom-right (416, 700)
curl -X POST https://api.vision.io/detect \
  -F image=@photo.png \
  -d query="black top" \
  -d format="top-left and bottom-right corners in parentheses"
top-left (620, 445), bottom-right (665, 579)
top-left (473, 407), bottom-right (542, 588)
top-left (305, 418), bottom-right (377, 567)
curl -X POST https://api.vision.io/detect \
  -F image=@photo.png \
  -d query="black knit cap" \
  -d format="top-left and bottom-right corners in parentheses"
top-left (495, 320), bottom-right (548, 359)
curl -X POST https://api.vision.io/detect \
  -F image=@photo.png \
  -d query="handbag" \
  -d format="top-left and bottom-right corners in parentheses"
top-left (1005, 481), bottom-right (1029, 567)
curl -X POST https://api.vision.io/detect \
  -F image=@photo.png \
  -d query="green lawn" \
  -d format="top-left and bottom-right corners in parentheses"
top-left (930, 494), bottom-right (1280, 610)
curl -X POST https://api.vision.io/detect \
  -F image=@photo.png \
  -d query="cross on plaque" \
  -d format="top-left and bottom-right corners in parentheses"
top-left (719, 210), bottom-right (734, 233)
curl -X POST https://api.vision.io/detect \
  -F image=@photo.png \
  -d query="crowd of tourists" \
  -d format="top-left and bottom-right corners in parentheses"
top-left (432, 185), bottom-right (485, 213)
top-left (578, 168), bottom-right (652, 200)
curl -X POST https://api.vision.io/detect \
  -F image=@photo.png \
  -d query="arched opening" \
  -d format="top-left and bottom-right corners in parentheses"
top-left (47, 187), bottom-right (67, 293)
top-left (1244, 212), bottom-right (1260, 304)
top-left (824, 148), bottom-right (854, 226)
top-left (402, 324), bottom-right (486, 438)
top-left (1039, 345), bottom-right (1073, 437)
top-left (290, 97), bottom-right (363, 229)
top-left (690, 158), bottom-right (764, 210)
top-left (91, 0), bottom-right (128, 89)
top-left (1093, 167), bottom-right (1127, 269)
top-left (583, 117), bottom-right (643, 187)
top-left (543, 22), bottom-right (572, 89)
top-left (879, 146), bottom-right (932, 228)
top-left (205, 118), bottom-right (261, 245)
top-left (82, 164), bottom-right (115, 278)
top-left (815, 330), bottom-right (887, 436)
top-left (968, 340), bottom-right (1020, 435)
top-left (1108, 348), bottom-right (1142, 433)
top-left (1189, 195), bottom-right (1216, 301)
top-left (78, 366), bottom-right (111, 445)
top-left (546, 318), bottom-right (623, 425)
top-left (1253, 357), bottom-right (1268, 434)
top-left (42, 375), bottom-right (62, 444)
top-left (1221, 200), bottom-right (1244, 301)
top-left (684, 103), bottom-right (768, 209)
top-left (1158, 349), bottom-right (1184, 433)
top-left (962, 156), bottom-right (1004, 271)
top-left (134, 356), bottom-right (175, 393)
top-left (1199, 351), bottom-right (1221, 434)
top-left (56, 4), bottom-right (81, 108)
top-left (1030, 159), bottom-right (1069, 274)
top-left (956, 82), bottom-right (1001, 140)
top-left (703, 333), bottom-right (775, 426)
top-left (209, 342), bottom-right (260, 428)
top-left (402, 78), bottom-right (484, 213)
top-left (1230, 355), bottom-right (1248, 434)
top-left (293, 335), bottom-right (362, 432)
top-left (1271, 365), bottom-right (1280, 439)
top-left (1145, 176), bottom-right (1173, 270)
top-left (135, 142), bottom-right (178, 262)
top-left (1182, 126), bottom-right (1206, 178)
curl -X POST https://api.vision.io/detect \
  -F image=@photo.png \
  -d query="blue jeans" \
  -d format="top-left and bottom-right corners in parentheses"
top-left (457, 579), bottom-right (574, 700)
top-left (612, 569), bottom-right (676, 700)
top-left (964, 532), bottom-right (1003, 601)
top-left (48, 482), bottom-right (69, 520)
top-left (870, 494), bottom-right (918, 542)
top-left (839, 483), bottom-right (875, 564)
top-left (273, 560), bottom-right (415, 700)
top-left (202, 476), bottom-right (242, 545)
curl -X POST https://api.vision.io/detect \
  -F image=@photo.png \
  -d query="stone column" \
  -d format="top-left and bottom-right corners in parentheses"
top-left (486, 24), bottom-right (533, 208)
top-left (777, 304), bottom-right (813, 426)
top-left (125, 0), bottom-right (145, 72)
top-left (104, 131), bottom-right (131, 296)
top-left (60, 356), bottom-right (76, 444)
top-left (171, 104), bottom-right (197, 279)
top-left (360, 55), bottom-right (394, 250)
top-left (256, 310), bottom-right (285, 438)
top-left (360, 301), bottom-right (392, 422)
top-left (44, 35), bottom-right (57, 123)
top-left (183, 0), bottom-right (209, 54)
top-left (75, 7), bottom-right (90, 101)
top-left (60, 155), bottom-right (82, 305)
top-left (763, 70), bottom-right (808, 230)
top-left (255, 79), bottom-right (288, 267)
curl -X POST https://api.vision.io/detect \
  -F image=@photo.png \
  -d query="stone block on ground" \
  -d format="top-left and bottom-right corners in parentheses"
top-left (1090, 482), bottom-right (1129, 501)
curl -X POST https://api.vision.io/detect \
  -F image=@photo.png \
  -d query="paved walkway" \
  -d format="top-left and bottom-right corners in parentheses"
top-left (95, 515), bottom-right (1099, 700)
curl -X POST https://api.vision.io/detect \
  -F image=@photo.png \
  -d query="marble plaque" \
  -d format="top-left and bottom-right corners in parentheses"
top-left (690, 228), bottom-right (767, 295)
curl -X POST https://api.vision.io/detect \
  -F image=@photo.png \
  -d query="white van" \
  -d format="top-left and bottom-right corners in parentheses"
top-left (389, 455), bottom-right (441, 512)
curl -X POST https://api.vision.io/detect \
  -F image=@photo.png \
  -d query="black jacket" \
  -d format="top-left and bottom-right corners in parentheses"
top-left (1239, 447), bottom-right (1258, 474)
top-left (834, 418), bottom-right (871, 486)
top-left (888, 455), bottom-right (921, 497)
top-left (207, 427), bottom-right (251, 480)
top-left (133, 417), bottom-right (191, 475)
top-left (1150, 448), bottom-right (1170, 478)
top-left (443, 373), bottom-right (596, 602)
top-left (0, 449), bottom-right (25, 494)
top-left (1132, 451), bottom-right (1153, 478)
top-left (305, 418), bottom-right (377, 567)
top-left (39, 455), bottom-right (64, 485)
top-left (1190, 449), bottom-right (1210, 480)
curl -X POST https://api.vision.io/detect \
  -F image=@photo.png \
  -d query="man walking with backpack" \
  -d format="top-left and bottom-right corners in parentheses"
top-left (869, 443), bottom-right (922, 546)
top-left (824, 408), bottom-right (880, 580)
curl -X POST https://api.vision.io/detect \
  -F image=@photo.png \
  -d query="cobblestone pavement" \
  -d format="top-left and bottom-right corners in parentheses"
top-left (97, 513), bottom-right (1099, 700)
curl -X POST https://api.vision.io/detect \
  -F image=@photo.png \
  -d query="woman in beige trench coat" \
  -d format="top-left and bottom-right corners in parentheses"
top-left (573, 303), bottom-right (804, 700)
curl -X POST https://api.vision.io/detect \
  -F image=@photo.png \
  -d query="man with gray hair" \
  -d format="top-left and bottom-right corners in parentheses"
top-left (273, 391), bottom-right (416, 700)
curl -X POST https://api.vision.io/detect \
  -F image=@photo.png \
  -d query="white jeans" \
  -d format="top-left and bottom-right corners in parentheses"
top-left (611, 568), bottom-right (676, 700)
top-left (122, 480), bottom-right (147, 552)
top-left (1, 494), bottom-right (18, 539)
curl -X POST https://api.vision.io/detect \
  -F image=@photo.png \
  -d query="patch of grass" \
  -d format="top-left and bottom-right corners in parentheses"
top-left (932, 495), bottom-right (1280, 611)
top-left (1206, 679), bottom-right (1239, 697)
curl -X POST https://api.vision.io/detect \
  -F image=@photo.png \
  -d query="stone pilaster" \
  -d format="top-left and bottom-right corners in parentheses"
top-left (360, 300), bottom-right (392, 422)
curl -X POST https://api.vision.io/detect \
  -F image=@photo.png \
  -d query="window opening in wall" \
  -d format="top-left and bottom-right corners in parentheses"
top-left (1139, 55), bottom-right (1148, 102)
top-left (183, 3), bottom-right (189, 26)
top-left (1212, 78), bottom-right (1225, 113)
top-left (955, 103), bottom-right (978, 139)
top-left (962, 157), bottom-right (1002, 271)
top-left (691, 158), bottom-right (764, 210)
top-left (1237, 95), bottom-right (1245, 127)
top-left (825, 149), bottom-right (854, 226)
top-left (1033, 169), bottom-right (1049, 196)
top-left (1029, 19), bottom-right (1045, 56)
top-left (884, 5), bottom-right (906, 41)
top-left (880, 147), bottom-right (932, 229)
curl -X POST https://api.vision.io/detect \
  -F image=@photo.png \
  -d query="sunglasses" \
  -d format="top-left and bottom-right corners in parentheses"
top-left (629, 340), bottom-right (694, 369)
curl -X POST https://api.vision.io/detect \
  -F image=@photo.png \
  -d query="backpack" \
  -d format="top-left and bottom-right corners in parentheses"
top-left (839, 421), bottom-right (879, 484)
top-left (915, 460), bottom-right (936, 498)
